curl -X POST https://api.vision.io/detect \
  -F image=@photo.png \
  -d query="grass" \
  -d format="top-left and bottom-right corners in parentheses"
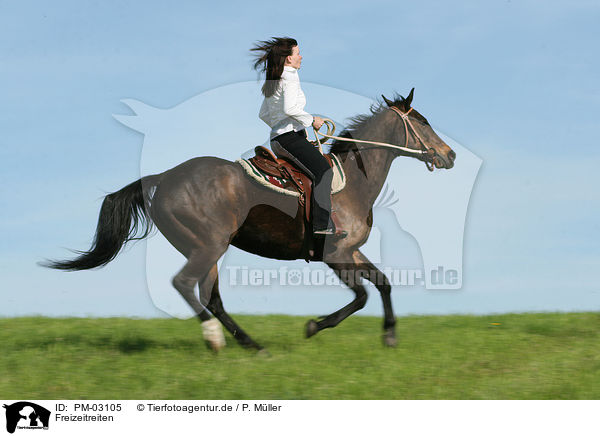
top-left (0, 313), bottom-right (598, 399)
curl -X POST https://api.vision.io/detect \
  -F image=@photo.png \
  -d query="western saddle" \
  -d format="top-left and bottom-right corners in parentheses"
top-left (248, 141), bottom-right (345, 260)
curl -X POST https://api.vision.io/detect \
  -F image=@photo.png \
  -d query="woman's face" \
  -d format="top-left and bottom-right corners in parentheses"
top-left (285, 45), bottom-right (302, 69)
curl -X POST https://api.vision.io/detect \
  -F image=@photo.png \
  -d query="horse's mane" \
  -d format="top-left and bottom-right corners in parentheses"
top-left (328, 93), bottom-right (417, 157)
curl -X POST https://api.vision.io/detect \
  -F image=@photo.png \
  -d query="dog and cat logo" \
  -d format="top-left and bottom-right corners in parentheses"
top-left (3, 402), bottom-right (50, 433)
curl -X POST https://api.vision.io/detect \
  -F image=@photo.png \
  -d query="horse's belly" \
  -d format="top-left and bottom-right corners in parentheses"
top-left (230, 204), bottom-right (305, 260)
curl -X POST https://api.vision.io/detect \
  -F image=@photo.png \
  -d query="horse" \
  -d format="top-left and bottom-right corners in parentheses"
top-left (42, 88), bottom-right (456, 352)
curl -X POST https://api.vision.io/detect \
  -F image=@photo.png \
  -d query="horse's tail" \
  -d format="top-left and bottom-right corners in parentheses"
top-left (41, 174), bottom-right (162, 271)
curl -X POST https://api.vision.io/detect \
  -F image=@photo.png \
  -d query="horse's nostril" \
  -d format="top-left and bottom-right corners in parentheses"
top-left (449, 150), bottom-right (456, 161)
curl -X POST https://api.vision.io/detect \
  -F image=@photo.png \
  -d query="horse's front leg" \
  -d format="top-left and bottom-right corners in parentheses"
top-left (353, 250), bottom-right (397, 347)
top-left (305, 255), bottom-right (369, 338)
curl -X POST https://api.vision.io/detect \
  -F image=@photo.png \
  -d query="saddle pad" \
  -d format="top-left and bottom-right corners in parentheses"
top-left (235, 153), bottom-right (346, 197)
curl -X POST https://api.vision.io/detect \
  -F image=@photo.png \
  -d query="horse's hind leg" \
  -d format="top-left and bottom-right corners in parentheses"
top-left (201, 265), bottom-right (263, 351)
top-left (171, 258), bottom-right (211, 321)
top-left (171, 249), bottom-right (228, 351)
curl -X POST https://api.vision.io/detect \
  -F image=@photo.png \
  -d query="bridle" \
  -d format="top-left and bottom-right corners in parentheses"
top-left (313, 106), bottom-right (440, 172)
top-left (388, 106), bottom-right (438, 171)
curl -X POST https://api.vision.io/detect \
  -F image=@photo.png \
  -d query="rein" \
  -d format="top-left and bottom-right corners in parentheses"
top-left (313, 106), bottom-right (438, 172)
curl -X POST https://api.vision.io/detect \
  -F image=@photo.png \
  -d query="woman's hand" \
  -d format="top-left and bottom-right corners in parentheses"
top-left (312, 116), bottom-right (324, 130)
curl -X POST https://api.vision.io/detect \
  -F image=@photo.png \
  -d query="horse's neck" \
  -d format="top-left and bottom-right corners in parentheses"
top-left (341, 121), bottom-right (399, 207)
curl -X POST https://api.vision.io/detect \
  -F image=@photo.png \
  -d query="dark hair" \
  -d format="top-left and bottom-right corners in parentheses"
top-left (251, 37), bottom-right (298, 97)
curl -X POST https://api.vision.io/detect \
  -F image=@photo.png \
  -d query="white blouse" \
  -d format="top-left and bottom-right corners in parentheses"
top-left (259, 65), bottom-right (314, 139)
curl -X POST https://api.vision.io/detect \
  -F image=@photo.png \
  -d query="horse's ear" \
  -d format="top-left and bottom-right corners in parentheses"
top-left (381, 94), bottom-right (394, 107)
top-left (406, 88), bottom-right (414, 107)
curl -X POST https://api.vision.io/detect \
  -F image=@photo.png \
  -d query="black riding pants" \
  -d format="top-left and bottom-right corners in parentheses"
top-left (272, 129), bottom-right (333, 230)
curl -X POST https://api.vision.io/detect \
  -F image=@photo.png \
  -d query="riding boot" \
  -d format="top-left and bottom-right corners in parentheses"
top-left (329, 210), bottom-right (348, 238)
top-left (313, 202), bottom-right (347, 239)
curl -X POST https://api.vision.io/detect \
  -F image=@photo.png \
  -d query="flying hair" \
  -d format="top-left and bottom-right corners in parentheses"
top-left (250, 37), bottom-right (298, 97)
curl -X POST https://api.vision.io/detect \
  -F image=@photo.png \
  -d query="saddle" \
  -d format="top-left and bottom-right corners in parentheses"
top-left (248, 143), bottom-right (345, 261)
top-left (249, 144), bottom-right (335, 224)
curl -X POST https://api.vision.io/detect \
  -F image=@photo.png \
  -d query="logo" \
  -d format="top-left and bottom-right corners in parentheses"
top-left (3, 402), bottom-right (50, 434)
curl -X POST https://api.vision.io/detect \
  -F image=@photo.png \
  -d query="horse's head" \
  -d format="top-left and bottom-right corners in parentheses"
top-left (382, 89), bottom-right (456, 170)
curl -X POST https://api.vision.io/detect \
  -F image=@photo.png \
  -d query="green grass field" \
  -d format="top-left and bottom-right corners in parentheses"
top-left (1, 313), bottom-right (598, 399)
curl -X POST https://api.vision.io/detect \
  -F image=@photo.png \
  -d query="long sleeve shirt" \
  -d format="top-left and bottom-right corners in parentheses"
top-left (259, 65), bottom-right (314, 139)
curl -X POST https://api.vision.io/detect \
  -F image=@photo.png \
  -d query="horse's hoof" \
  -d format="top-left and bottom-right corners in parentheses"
top-left (204, 340), bottom-right (222, 353)
top-left (305, 319), bottom-right (319, 338)
top-left (202, 319), bottom-right (226, 352)
top-left (384, 336), bottom-right (398, 347)
top-left (383, 329), bottom-right (397, 347)
top-left (257, 348), bottom-right (271, 358)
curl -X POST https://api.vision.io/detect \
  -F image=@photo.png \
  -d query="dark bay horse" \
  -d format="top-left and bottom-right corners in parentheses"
top-left (43, 89), bottom-right (456, 351)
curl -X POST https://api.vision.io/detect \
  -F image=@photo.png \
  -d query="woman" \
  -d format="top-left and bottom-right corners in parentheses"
top-left (251, 37), bottom-right (343, 237)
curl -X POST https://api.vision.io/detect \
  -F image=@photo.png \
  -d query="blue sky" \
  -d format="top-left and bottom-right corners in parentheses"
top-left (1, 0), bottom-right (598, 318)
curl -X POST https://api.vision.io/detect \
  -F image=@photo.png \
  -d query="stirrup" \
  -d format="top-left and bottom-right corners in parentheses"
top-left (313, 226), bottom-right (348, 239)
top-left (314, 227), bottom-right (335, 235)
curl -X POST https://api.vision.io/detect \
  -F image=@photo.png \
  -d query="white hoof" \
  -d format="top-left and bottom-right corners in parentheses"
top-left (202, 318), bottom-right (226, 351)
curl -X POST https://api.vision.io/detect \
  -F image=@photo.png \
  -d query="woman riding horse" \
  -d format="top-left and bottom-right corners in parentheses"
top-left (42, 53), bottom-right (457, 351)
top-left (251, 37), bottom-right (344, 237)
